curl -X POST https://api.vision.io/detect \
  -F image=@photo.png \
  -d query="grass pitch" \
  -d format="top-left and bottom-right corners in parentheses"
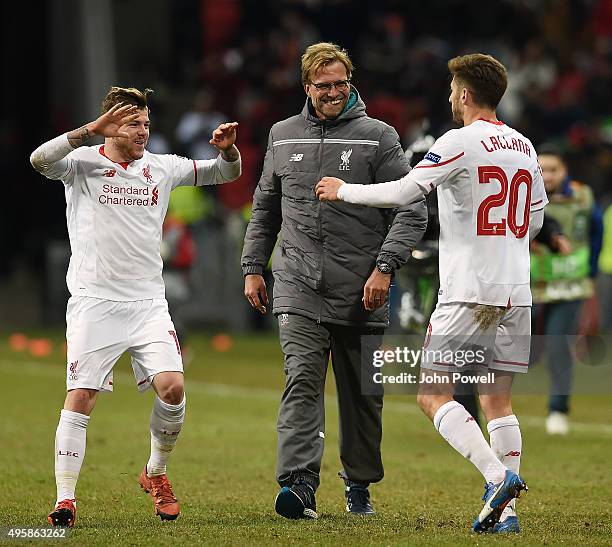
top-left (1, 331), bottom-right (611, 545)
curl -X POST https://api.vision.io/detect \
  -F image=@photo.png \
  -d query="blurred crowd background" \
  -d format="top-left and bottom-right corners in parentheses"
top-left (3, 0), bottom-right (612, 332)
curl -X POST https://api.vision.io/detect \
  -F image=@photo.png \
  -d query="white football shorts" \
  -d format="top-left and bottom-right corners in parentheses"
top-left (421, 302), bottom-right (531, 374)
top-left (65, 296), bottom-right (183, 392)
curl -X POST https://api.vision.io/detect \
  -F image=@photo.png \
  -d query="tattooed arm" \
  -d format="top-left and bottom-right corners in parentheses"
top-left (30, 103), bottom-right (139, 178)
top-left (221, 145), bottom-right (240, 162)
top-left (66, 125), bottom-right (94, 149)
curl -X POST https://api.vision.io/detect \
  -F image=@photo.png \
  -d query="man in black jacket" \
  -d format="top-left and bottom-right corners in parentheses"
top-left (241, 42), bottom-right (427, 519)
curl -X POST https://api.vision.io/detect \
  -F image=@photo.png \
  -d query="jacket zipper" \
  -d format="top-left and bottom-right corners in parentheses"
top-left (316, 122), bottom-right (326, 324)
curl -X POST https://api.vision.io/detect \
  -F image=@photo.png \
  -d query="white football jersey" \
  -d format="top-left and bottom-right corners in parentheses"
top-left (340, 119), bottom-right (547, 306)
top-left (39, 143), bottom-right (240, 301)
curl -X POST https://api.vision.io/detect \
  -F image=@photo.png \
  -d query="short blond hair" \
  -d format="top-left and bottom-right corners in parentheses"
top-left (301, 42), bottom-right (353, 84)
top-left (101, 86), bottom-right (153, 114)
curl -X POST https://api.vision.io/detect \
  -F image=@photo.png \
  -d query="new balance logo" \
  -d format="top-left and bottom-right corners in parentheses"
top-left (465, 416), bottom-right (476, 422)
top-left (102, 169), bottom-right (116, 177)
top-left (504, 450), bottom-right (521, 457)
top-left (280, 313), bottom-right (289, 326)
top-left (290, 153), bottom-right (303, 162)
top-left (339, 149), bottom-right (352, 171)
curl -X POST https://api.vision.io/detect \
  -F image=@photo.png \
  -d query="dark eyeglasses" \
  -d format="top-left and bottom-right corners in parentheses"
top-left (310, 80), bottom-right (351, 93)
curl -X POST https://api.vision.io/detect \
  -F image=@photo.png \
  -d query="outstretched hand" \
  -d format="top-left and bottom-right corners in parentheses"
top-left (210, 122), bottom-right (239, 151)
top-left (315, 177), bottom-right (345, 201)
top-left (89, 103), bottom-right (140, 139)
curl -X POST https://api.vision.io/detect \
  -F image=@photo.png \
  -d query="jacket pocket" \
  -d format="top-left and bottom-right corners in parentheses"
top-left (276, 241), bottom-right (319, 285)
top-left (280, 168), bottom-right (318, 201)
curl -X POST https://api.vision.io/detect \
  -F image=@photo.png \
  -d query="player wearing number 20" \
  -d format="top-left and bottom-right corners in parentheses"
top-left (316, 54), bottom-right (548, 533)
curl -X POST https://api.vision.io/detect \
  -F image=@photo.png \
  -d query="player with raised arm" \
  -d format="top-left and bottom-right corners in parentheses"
top-left (30, 87), bottom-right (241, 527)
top-left (316, 54), bottom-right (547, 533)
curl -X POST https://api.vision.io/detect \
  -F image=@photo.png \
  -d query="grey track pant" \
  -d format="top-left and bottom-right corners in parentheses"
top-left (276, 313), bottom-right (384, 490)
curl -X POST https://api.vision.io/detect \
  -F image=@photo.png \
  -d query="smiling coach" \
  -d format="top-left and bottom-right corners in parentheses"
top-left (241, 42), bottom-right (427, 519)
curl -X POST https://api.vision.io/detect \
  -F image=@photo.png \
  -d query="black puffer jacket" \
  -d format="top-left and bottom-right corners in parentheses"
top-left (242, 88), bottom-right (428, 327)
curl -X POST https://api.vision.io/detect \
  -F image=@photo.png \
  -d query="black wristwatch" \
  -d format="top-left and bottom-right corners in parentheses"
top-left (376, 260), bottom-right (393, 275)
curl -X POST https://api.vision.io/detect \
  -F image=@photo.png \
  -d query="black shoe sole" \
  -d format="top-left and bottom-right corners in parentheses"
top-left (48, 508), bottom-right (74, 527)
top-left (275, 487), bottom-right (317, 519)
top-left (158, 511), bottom-right (179, 521)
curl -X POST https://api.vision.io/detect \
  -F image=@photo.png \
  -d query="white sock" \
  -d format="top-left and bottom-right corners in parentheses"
top-left (147, 396), bottom-right (185, 476)
top-left (433, 401), bottom-right (506, 484)
top-left (488, 414), bottom-right (522, 515)
top-left (55, 409), bottom-right (89, 504)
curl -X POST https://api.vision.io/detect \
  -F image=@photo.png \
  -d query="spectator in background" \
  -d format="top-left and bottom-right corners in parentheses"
top-left (534, 214), bottom-right (572, 255)
top-left (503, 39), bottom-right (556, 125)
top-left (531, 145), bottom-right (603, 435)
top-left (176, 89), bottom-right (227, 160)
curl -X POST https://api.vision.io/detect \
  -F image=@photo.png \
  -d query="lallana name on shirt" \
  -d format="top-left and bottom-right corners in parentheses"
top-left (480, 135), bottom-right (531, 156)
top-left (98, 183), bottom-right (158, 206)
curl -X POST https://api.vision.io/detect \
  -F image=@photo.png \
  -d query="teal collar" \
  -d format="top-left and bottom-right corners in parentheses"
top-left (341, 91), bottom-right (358, 115)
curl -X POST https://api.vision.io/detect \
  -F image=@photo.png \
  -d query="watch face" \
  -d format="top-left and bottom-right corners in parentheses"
top-left (377, 262), bottom-right (392, 274)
